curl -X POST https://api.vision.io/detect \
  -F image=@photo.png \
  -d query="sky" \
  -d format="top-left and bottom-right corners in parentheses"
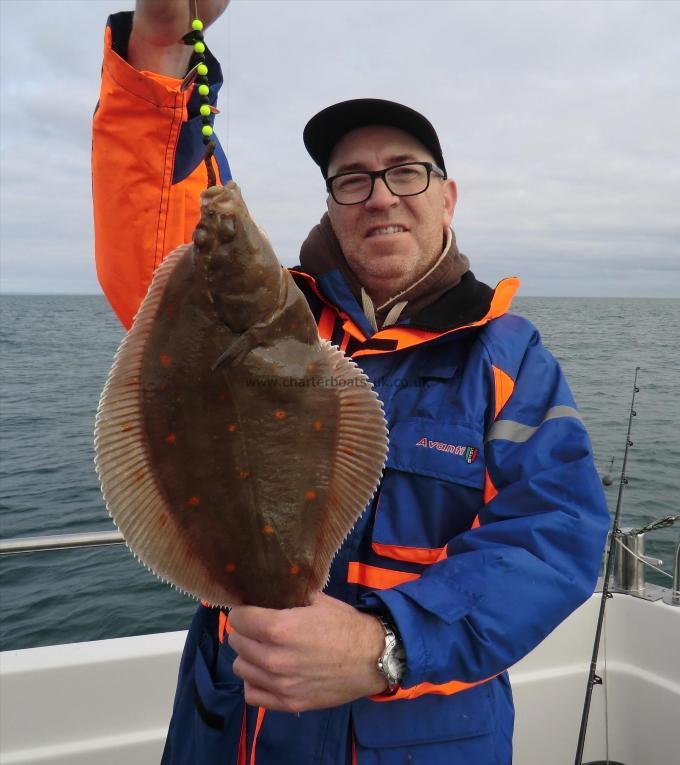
top-left (0, 0), bottom-right (678, 297)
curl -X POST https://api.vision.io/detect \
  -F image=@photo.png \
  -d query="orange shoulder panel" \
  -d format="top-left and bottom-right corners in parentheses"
top-left (491, 364), bottom-right (515, 419)
top-left (92, 25), bottom-right (214, 329)
top-left (351, 277), bottom-right (520, 358)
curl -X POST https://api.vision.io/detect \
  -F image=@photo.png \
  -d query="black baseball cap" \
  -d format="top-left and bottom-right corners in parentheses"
top-left (303, 98), bottom-right (447, 179)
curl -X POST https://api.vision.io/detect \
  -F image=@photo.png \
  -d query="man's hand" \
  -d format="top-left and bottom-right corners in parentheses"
top-left (129, 1), bottom-right (230, 76)
top-left (228, 592), bottom-right (389, 712)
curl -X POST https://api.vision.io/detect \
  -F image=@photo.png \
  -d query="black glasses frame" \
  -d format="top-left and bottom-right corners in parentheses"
top-left (325, 161), bottom-right (447, 205)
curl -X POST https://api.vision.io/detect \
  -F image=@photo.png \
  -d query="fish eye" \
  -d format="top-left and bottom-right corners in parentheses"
top-left (217, 215), bottom-right (236, 242)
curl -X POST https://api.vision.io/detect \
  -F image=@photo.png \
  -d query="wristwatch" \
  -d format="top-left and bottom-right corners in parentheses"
top-left (375, 615), bottom-right (406, 693)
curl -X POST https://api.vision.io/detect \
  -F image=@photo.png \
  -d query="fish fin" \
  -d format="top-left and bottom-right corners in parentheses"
top-left (212, 333), bottom-right (256, 369)
top-left (306, 341), bottom-right (388, 596)
top-left (95, 243), bottom-right (240, 608)
top-left (212, 322), bottom-right (276, 369)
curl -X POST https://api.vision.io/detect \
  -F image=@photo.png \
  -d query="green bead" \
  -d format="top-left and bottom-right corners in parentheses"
top-left (191, 19), bottom-right (204, 31)
top-left (202, 125), bottom-right (214, 137)
top-left (200, 104), bottom-right (211, 116)
top-left (194, 41), bottom-right (206, 54)
top-left (198, 84), bottom-right (210, 96)
top-left (197, 63), bottom-right (208, 76)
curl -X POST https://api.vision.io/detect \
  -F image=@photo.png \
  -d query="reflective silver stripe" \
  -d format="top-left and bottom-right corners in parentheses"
top-left (486, 405), bottom-right (583, 443)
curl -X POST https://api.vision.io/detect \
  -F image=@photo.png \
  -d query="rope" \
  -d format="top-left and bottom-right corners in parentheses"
top-left (627, 514), bottom-right (680, 536)
top-left (361, 288), bottom-right (378, 331)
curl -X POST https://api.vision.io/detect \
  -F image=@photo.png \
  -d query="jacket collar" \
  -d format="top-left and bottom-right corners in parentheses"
top-left (299, 214), bottom-right (470, 328)
top-left (294, 214), bottom-right (519, 355)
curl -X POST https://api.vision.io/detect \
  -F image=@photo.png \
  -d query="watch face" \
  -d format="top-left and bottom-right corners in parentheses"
top-left (386, 652), bottom-right (406, 681)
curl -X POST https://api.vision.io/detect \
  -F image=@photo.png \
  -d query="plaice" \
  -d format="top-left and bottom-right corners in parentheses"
top-left (94, 182), bottom-right (388, 609)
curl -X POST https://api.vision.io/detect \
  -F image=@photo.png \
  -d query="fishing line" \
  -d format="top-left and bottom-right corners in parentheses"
top-left (224, 7), bottom-right (231, 158)
top-left (182, 2), bottom-right (218, 187)
top-left (603, 610), bottom-right (610, 764)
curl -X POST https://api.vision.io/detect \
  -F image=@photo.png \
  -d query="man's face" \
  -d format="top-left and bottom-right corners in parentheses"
top-left (326, 125), bottom-right (457, 304)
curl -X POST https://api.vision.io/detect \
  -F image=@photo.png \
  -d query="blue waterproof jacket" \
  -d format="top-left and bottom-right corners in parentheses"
top-left (93, 14), bottom-right (610, 765)
top-left (161, 270), bottom-right (610, 765)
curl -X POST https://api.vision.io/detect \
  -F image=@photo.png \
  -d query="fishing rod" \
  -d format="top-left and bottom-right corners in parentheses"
top-left (573, 366), bottom-right (640, 765)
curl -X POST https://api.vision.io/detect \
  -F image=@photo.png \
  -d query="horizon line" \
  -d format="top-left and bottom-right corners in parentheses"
top-left (1, 291), bottom-right (677, 300)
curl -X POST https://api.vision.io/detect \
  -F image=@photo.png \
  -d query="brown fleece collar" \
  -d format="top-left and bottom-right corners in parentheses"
top-left (298, 213), bottom-right (470, 326)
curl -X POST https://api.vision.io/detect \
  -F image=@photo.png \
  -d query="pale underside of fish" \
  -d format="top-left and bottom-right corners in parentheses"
top-left (94, 182), bottom-right (388, 609)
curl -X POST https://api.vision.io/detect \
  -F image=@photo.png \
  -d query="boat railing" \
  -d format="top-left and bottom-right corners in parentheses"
top-left (0, 530), bottom-right (125, 554)
top-left (1, 521), bottom-right (678, 606)
top-left (668, 542), bottom-right (680, 606)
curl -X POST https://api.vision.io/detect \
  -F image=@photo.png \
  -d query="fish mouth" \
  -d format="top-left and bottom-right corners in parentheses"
top-left (365, 224), bottom-right (409, 239)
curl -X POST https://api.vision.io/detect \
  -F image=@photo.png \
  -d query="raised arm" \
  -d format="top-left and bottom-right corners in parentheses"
top-left (92, 1), bottom-right (231, 329)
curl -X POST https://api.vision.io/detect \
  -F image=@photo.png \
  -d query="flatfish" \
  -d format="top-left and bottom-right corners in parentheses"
top-left (94, 182), bottom-right (387, 609)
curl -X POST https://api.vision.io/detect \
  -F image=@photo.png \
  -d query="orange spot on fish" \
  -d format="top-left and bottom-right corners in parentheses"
top-left (289, 320), bottom-right (298, 330)
top-left (159, 514), bottom-right (168, 527)
top-left (313, 420), bottom-right (322, 432)
top-left (135, 470), bottom-right (146, 482)
top-left (263, 524), bottom-right (274, 535)
top-left (227, 423), bottom-right (237, 432)
top-left (275, 410), bottom-right (286, 420)
top-left (121, 424), bottom-right (133, 433)
top-left (305, 489), bottom-right (317, 501)
top-left (225, 562), bottom-right (237, 573)
top-left (160, 354), bottom-right (172, 367)
top-left (289, 564), bottom-right (300, 576)
top-left (306, 362), bottom-right (316, 374)
top-left (187, 496), bottom-right (201, 507)
top-left (239, 470), bottom-right (250, 480)
top-left (342, 446), bottom-right (354, 455)
top-left (165, 433), bottom-right (177, 444)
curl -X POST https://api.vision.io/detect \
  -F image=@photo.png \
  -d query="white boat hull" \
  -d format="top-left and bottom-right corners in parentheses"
top-left (1, 592), bottom-right (678, 764)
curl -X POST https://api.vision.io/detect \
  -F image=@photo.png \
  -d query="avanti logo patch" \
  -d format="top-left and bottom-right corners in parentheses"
top-left (416, 438), bottom-right (479, 463)
top-left (464, 446), bottom-right (479, 464)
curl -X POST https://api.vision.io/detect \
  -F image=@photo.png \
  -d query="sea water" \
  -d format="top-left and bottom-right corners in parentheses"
top-left (1, 295), bottom-right (678, 650)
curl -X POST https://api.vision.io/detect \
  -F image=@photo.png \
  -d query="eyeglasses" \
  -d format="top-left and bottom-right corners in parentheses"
top-left (326, 162), bottom-right (447, 205)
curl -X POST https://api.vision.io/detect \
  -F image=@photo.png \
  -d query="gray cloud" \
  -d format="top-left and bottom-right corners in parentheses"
top-left (1, 0), bottom-right (678, 296)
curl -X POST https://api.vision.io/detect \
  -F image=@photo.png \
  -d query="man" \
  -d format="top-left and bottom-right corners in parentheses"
top-left (92, 2), bottom-right (610, 762)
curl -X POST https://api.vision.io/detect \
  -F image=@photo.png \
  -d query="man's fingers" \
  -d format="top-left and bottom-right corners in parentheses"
top-left (234, 661), bottom-right (307, 713)
top-left (135, 0), bottom-right (230, 39)
top-left (228, 605), bottom-right (289, 643)
top-left (232, 654), bottom-right (275, 689)
top-left (242, 681), bottom-right (307, 714)
top-left (227, 630), bottom-right (271, 667)
top-left (133, 1), bottom-right (189, 45)
top-left (197, 0), bottom-right (231, 29)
